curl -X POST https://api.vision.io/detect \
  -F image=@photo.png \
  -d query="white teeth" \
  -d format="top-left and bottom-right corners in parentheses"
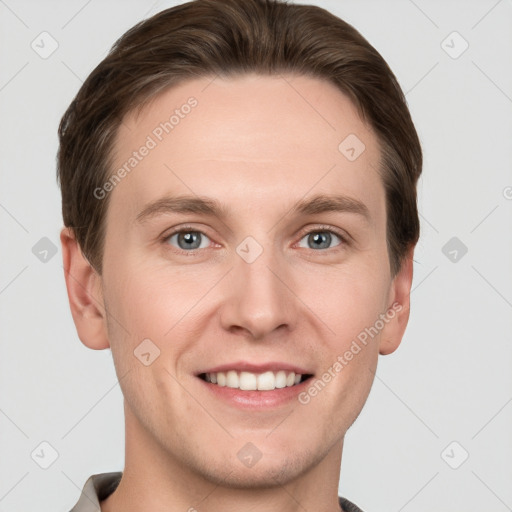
top-left (275, 370), bottom-right (287, 388)
top-left (216, 372), bottom-right (226, 387)
top-left (203, 370), bottom-right (305, 391)
top-left (257, 371), bottom-right (276, 390)
top-left (226, 370), bottom-right (238, 388)
top-left (239, 371), bottom-right (257, 390)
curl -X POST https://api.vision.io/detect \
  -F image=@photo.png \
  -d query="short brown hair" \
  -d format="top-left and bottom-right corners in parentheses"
top-left (57, 0), bottom-right (422, 276)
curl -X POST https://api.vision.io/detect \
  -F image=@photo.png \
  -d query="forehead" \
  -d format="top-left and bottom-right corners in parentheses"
top-left (108, 73), bottom-right (384, 225)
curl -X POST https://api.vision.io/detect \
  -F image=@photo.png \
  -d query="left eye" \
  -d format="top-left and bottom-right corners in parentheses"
top-left (297, 230), bottom-right (343, 250)
top-left (166, 230), bottom-right (211, 251)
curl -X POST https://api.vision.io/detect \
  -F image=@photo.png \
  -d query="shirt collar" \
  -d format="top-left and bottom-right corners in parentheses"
top-left (69, 472), bottom-right (363, 512)
top-left (70, 472), bottom-right (122, 512)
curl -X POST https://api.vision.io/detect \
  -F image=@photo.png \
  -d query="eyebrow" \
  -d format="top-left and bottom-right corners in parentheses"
top-left (291, 194), bottom-right (370, 220)
top-left (136, 195), bottom-right (229, 223)
top-left (135, 193), bottom-right (371, 224)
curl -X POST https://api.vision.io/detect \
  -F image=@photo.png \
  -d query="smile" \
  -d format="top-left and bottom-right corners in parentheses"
top-left (199, 370), bottom-right (313, 391)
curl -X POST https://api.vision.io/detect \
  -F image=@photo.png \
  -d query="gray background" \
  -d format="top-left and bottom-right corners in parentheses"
top-left (1, 0), bottom-right (511, 511)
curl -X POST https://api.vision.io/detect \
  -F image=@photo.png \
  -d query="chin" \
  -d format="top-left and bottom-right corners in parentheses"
top-left (189, 448), bottom-right (318, 489)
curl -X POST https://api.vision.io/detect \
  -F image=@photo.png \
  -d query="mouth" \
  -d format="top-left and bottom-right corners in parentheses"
top-left (198, 370), bottom-right (314, 391)
top-left (195, 362), bottom-right (315, 409)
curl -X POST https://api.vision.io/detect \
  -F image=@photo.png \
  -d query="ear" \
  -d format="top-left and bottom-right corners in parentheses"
top-left (60, 227), bottom-right (110, 350)
top-left (379, 246), bottom-right (414, 356)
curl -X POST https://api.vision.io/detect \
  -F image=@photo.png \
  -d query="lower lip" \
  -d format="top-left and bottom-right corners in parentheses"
top-left (197, 376), bottom-right (312, 409)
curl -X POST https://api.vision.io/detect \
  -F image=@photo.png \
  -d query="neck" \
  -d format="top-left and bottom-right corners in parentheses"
top-left (101, 400), bottom-right (345, 512)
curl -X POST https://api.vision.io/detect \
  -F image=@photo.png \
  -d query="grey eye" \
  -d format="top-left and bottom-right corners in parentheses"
top-left (167, 231), bottom-right (210, 250)
top-left (298, 231), bottom-right (342, 250)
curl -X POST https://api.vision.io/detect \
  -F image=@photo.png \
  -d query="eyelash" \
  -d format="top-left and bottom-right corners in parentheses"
top-left (161, 224), bottom-right (350, 254)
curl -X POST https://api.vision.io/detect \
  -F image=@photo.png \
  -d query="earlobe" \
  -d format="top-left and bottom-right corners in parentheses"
top-left (379, 247), bottom-right (414, 356)
top-left (60, 227), bottom-right (110, 350)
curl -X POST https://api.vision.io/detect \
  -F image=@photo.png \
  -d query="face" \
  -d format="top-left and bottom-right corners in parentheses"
top-left (69, 74), bottom-right (412, 488)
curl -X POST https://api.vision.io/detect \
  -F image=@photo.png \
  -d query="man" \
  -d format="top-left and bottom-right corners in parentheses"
top-left (58, 0), bottom-right (422, 510)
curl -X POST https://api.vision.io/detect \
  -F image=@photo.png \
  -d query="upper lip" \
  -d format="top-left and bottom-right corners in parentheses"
top-left (197, 361), bottom-right (313, 375)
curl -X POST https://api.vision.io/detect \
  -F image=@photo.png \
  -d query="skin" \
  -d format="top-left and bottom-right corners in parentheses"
top-left (61, 74), bottom-right (414, 512)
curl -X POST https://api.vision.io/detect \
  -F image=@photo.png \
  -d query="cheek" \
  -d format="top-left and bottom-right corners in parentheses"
top-left (302, 262), bottom-right (390, 346)
top-left (104, 261), bottom-right (202, 334)
top-left (310, 261), bottom-right (389, 405)
top-left (101, 260), bottom-right (223, 377)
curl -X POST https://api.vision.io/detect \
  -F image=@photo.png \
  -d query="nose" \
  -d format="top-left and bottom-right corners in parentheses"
top-left (219, 245), bottom-right (297, 341)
